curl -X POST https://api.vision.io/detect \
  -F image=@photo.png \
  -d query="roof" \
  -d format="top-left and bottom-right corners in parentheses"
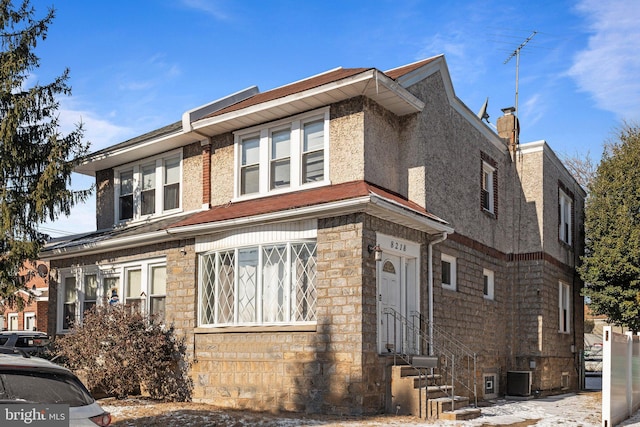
top-left (201, 68), bottom-right (372, 120)
top-left (170, 180), bottom-right (447, 229)
top-left (42, 180), bottom-right (451, 260)
top-left (76, 56), bottom-right (446, 175)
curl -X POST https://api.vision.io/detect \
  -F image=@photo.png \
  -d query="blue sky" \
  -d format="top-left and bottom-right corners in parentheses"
top-left (33, 0), bottom-right (640, 236)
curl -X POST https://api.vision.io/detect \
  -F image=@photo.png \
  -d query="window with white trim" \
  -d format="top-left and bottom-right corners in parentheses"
top-left (57, 259), bottom-right (166, 332)
top-left (235, 108), bottom-right (329, 198)
top-left (8, 314), bottom-right (18, 331)
top-left (63, 276), bottom-right (77, 330)
top-left (481, 161), bottom-right (495, 213)
top-left (199, 241), bottom-right (317, 326)
top-left (559, 281), bottom-right (571, 333)
top-left (441, 254), bottom-right (457, 291)
top-left (483, 268), bottom-right (494, 300)
top-left (83, 274), bottom-right (98, 314)
top-left (24, 312), bottom-right (36, 331)
top-left (559, 189), bottom-right (573, 245)
top-left (115, 151), bottom-right (182, 223)
top-left (150, 265), bottom-right (167, 317)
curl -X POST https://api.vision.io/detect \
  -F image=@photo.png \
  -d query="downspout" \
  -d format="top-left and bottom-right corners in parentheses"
top-left (428, 231), bottom-right (448, 355)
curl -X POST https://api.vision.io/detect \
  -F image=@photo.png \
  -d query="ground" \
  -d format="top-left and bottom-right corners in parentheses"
top-left (100, 390), bottom-right (634, 427)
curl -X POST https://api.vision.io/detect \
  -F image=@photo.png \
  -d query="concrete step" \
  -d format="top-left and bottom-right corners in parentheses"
top-left (439, 407), bottom-right (482, 421)
top-left (428, 396), bottom-right (470, 419)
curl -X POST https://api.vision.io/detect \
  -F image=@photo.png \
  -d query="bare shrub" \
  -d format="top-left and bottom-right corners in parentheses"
top-left (53, 305), bottom-right (192, 401)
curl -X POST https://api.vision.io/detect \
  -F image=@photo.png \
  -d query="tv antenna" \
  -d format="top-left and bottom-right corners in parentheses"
top-left (504, 31), bottom-right (537, 120)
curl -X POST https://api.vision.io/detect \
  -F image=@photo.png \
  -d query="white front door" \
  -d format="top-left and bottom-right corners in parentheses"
top-left (376, 234), bottom-right (421, 355)
top-left (379, 254), bottom-right (402, 353)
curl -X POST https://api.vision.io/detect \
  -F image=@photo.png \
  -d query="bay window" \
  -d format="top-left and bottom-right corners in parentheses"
top-left (199, 241), bottom-right (317, 326)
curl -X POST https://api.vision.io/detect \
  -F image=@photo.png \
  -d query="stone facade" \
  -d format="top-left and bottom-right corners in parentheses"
top-left (44, 56), bottom-right (585, 415)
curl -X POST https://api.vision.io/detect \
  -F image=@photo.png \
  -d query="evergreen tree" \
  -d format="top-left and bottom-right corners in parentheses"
top-left (580, 123), bottom-right (640, 332)
top-left (1, 0), bottom-right (91, 307)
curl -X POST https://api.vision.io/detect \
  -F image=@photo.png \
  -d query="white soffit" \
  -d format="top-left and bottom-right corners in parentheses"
top-left (191, 70), bottom-right (425, 137)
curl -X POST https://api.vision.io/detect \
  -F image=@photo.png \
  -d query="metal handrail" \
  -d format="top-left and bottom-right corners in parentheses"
top-left (383, 307), bottom-right (478, 407)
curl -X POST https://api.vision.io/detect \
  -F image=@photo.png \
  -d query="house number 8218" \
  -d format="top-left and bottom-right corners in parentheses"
top-left (390, 241), bottom-right (407, 252)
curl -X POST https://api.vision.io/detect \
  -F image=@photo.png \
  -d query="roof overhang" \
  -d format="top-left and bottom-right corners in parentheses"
top-left (41, 192), bottom-right (452, 260)
top-left (75, 125), bottom-right (197, 176)
top-left (74, 69), bottom-right (425, 176)
top-left (190, 69), bottom-right (425, 138)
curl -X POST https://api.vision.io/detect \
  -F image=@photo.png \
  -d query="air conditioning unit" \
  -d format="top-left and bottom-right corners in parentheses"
top-left (507, 371), bottom-right (532, 396)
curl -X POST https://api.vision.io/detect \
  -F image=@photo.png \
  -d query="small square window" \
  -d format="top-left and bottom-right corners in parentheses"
top-left (484, 373), bottom-right (498, 399)
top-left (441, 254), bottom-right (457, 291)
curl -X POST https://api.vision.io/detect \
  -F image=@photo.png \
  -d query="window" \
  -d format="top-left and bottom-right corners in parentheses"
top-left (483, 268), bottom-right (494, 300)
top-left (141, 163), bottom-right (156, 215)
top-left (24, 312), bottom-right (36, 331)
top-left (125, 268), bottom-right (143, 313)
top-left (559, 281), bottom-right (571, 333)
top-left (441, 254), bottom-right (457, 291)
top-left (8, 314), bottom-right (18, 331)
top-left (103, 276), bottom-right (119, 302)
top-left (481, 161), bottom-right (496, 213)
top-left (164, 157), bottom-right (180, 211)
top-left (270, 127), bottom-right (291, 189)
top-left (63, 276), bottom-right (77, 330)
top-left (119, 170), bottom-right (134, 221)
top-left (302, 120), bottom-right (325, 183)
top-left (240, 135), bottom-right (260, 194)
top-left (559, 189), bottom-right (573, 245)
top-left (484, 373), bottom-right (498, 399)
top-left (199, 241), bottom-right (317, 326)
top-left (150, 265), bottom-right (166, 318)
top-left (114, 151), bottom-right (182, 223)
top-left (83, 274), bottom-right (98, 314)
top-left (235, 109), bottom-right (329, 198)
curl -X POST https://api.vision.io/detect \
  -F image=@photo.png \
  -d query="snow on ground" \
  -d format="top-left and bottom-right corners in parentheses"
top-left (101, 391), bottom-right (640, 426)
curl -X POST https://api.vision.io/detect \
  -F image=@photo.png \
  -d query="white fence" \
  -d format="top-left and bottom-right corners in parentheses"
top-left (602, 326), bottom-right (640, 427)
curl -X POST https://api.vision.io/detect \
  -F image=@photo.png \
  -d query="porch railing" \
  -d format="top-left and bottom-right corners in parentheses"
top-left (383, 307), bottom-right (478, 407)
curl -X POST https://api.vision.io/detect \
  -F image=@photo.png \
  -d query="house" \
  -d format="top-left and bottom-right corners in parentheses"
top-left (41, 55), bottom-right (585, 416)
top-left (0, 261), bottom-right (50, 332)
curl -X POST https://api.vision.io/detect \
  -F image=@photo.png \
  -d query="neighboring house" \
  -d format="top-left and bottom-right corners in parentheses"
top-left (41, 55), bottom-right (585, 415)
top-left (0, 261), bottom-right (50, 332)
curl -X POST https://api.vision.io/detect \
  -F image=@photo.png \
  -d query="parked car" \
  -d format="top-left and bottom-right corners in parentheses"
top-left (0, 353), bottom-right (111, 426)
top-left (0, 331), bottom-right (51, 356)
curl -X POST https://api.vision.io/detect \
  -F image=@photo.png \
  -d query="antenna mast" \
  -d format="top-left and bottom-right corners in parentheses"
top-left (504, 31), bottom-right (537, 120)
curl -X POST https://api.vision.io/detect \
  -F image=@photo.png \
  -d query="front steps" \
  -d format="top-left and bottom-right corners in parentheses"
top-left (389, 364), bottom-right (481, 420)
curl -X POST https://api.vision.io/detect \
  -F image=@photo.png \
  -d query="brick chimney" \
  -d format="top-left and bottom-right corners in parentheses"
top-left (497, 106), bottom-right (519, 157)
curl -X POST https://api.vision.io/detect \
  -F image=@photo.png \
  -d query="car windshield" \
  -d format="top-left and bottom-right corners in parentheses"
top-left (0, 370), bottom-right (94, 407)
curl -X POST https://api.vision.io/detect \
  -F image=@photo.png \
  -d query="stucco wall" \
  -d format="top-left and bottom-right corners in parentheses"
top-left (401, 72), bottom-right (517, 253)
top-left (209, 132), bottom-right (235, 207)
top-left (95, 169), bottom-right (114, 230)
top-left (182, 141), bottom-right (203, 211)
top-left (329, 98), bottom-right (366, 184)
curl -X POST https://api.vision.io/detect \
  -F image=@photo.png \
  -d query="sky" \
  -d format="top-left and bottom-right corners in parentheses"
top-left (29, 0), bottom-right (640, 236)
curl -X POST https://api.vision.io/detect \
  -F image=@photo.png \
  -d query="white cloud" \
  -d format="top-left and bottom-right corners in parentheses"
top-left (181, 0), bottom-right (230, 20)
top-left (568, 0), bottom-right (640, 120)
top-left (58, 102), bottom-right (133, 152)
top-left (521, 92), bottom-right (545, 127)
